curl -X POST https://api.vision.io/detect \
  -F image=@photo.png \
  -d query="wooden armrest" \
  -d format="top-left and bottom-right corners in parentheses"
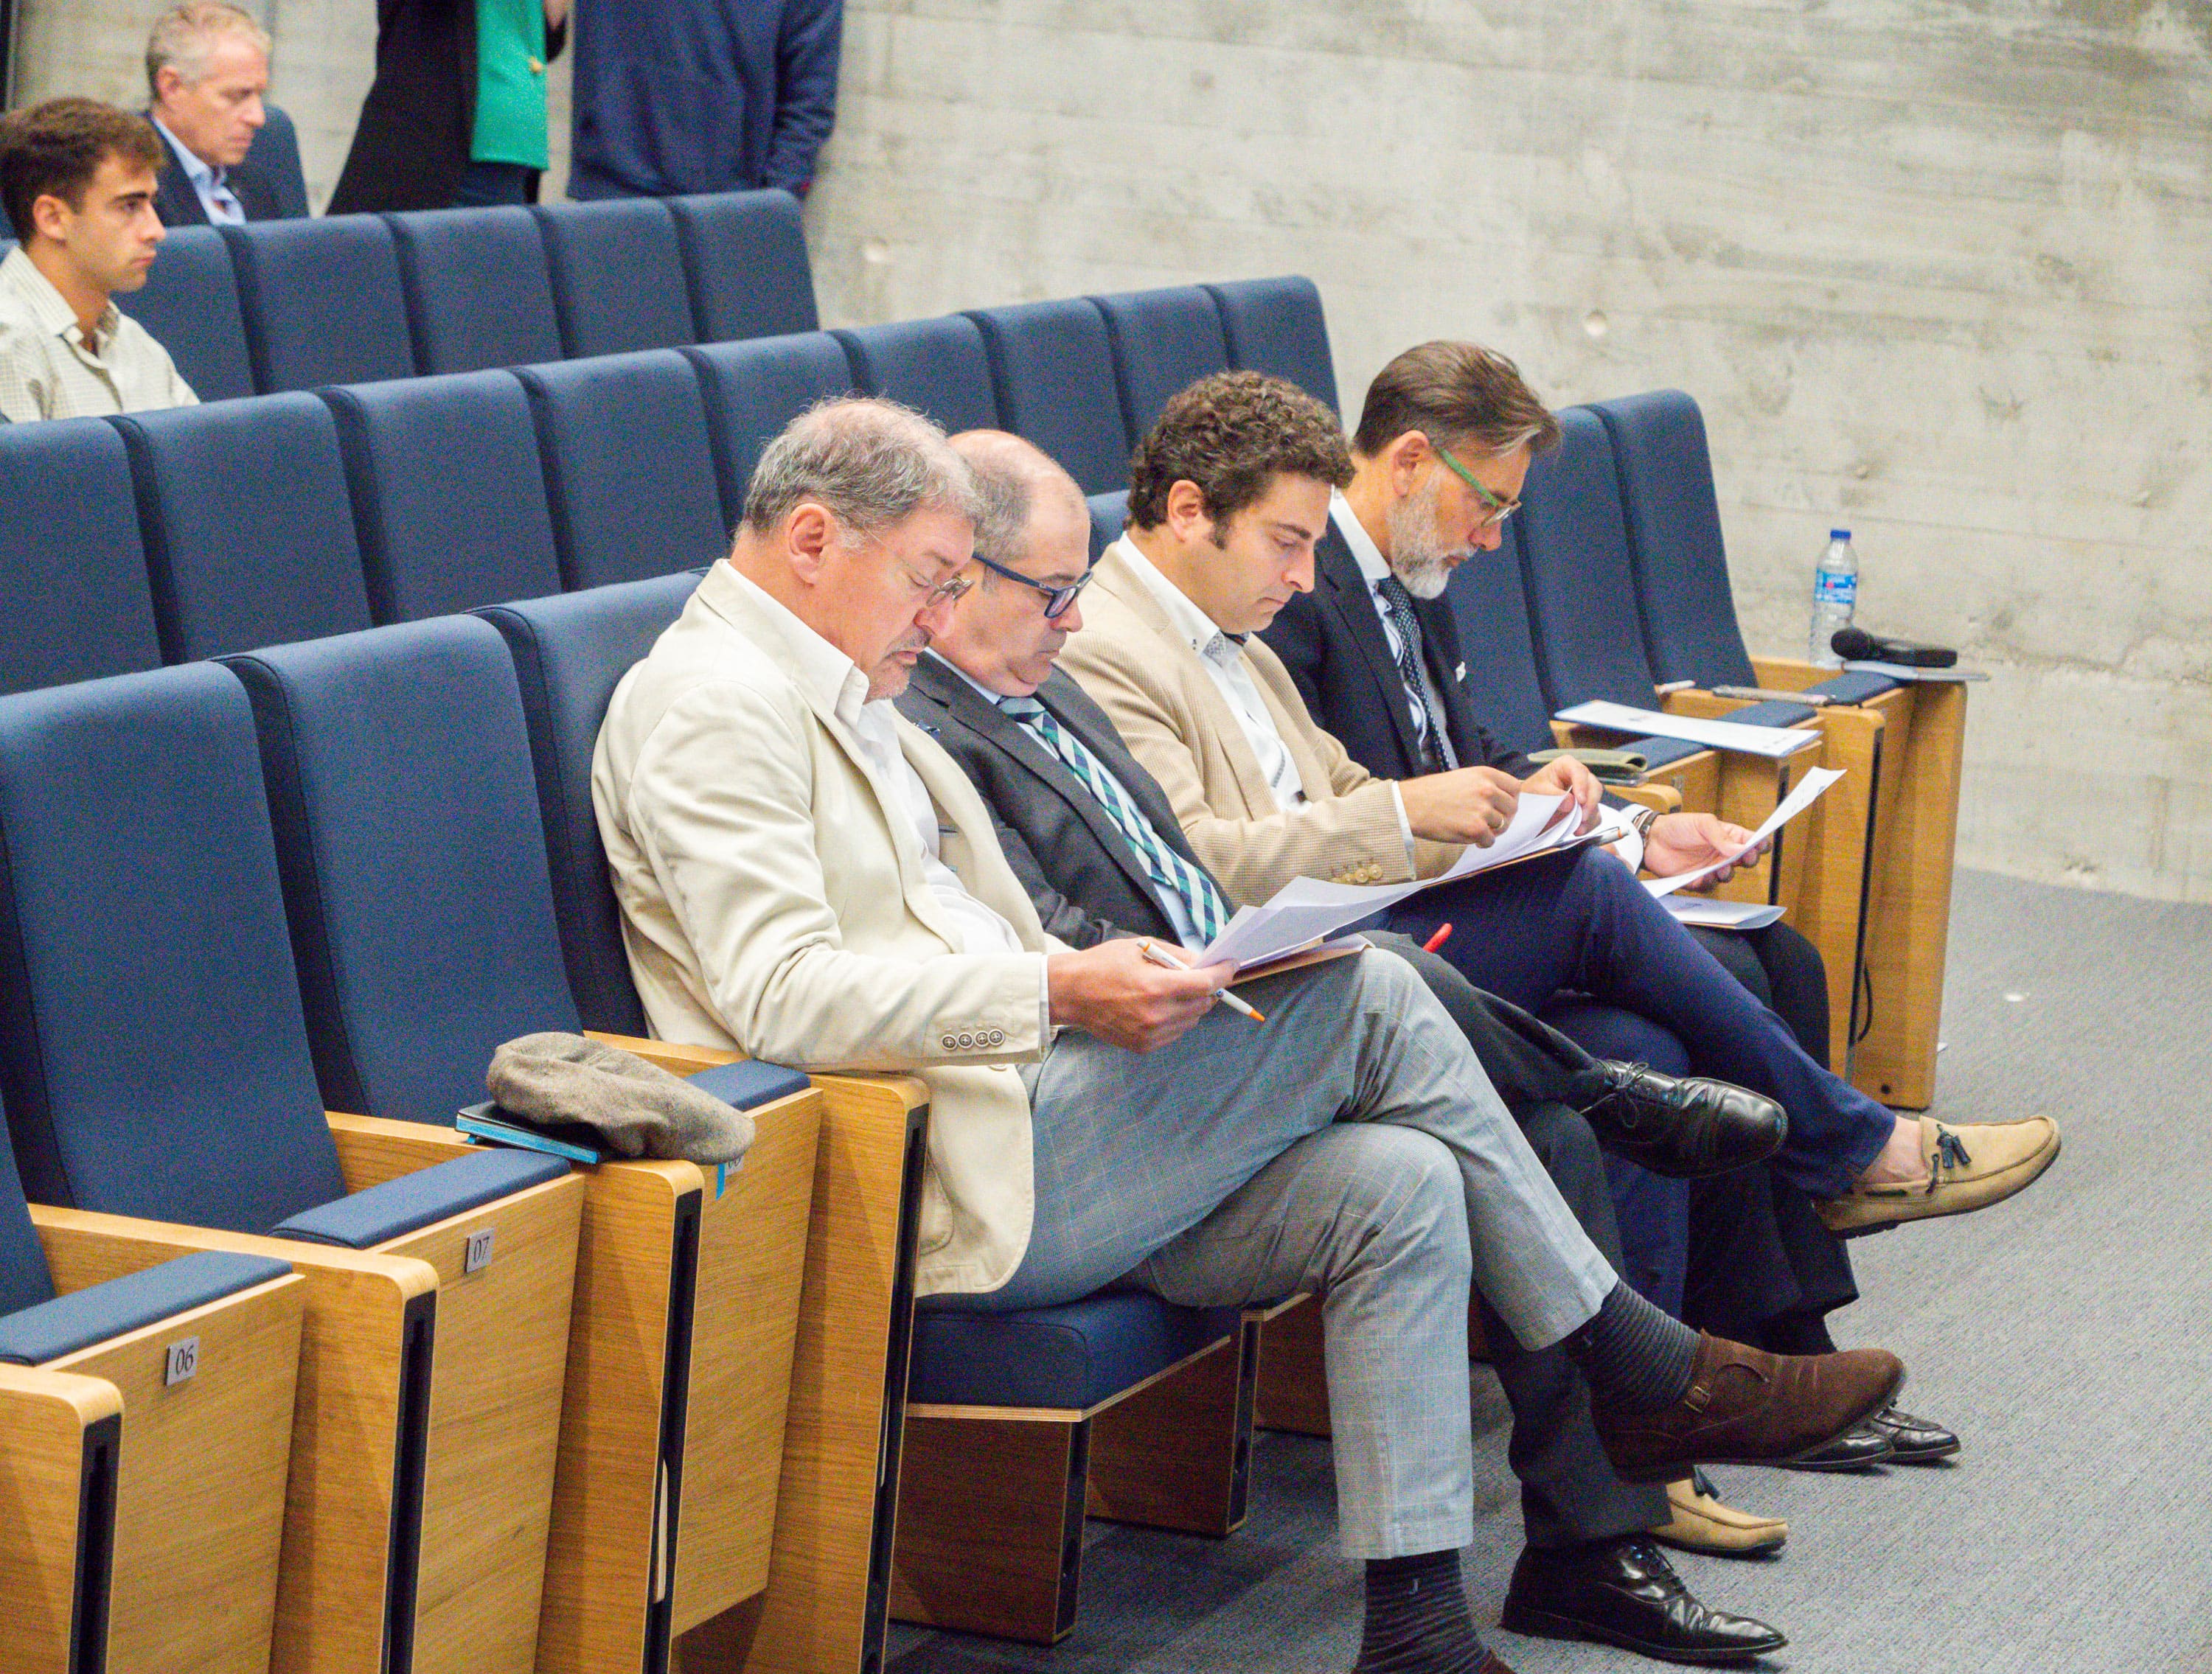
top-left (584, 1030), bottom-right (933, 1119)
top-left (327, 1109), bottom-right (480, 1194)
top-left (0, 1363), bottom-right (122, 1674)
top-left (29, 1204), bottom-right (439, 1302)
top-left (1611, 782), bottom-right (1682, 814)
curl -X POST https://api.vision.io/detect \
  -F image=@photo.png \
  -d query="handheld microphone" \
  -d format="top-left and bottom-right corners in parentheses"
top-left (1830, 627), bottom-right (1958, 669)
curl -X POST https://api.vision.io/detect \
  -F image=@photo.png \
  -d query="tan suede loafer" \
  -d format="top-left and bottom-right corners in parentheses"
top-left (1818, 1116), bottom-right (2060, 1235)
top-left (1652, 1472), bottom-right (1787, 1557)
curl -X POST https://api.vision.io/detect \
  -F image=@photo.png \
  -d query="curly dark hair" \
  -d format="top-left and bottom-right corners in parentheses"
top-left (0, 99), bottom-right (164, 245)
top-left (1126, 371), bottom-right (1352, 532)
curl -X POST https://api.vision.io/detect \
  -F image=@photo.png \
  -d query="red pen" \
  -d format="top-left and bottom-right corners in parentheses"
top-left (1422, 924), bottom-right (1453, 953)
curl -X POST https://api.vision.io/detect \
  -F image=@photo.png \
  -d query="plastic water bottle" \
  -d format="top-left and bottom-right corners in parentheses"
top-left (1808, 529), bottom-right (1857, 667)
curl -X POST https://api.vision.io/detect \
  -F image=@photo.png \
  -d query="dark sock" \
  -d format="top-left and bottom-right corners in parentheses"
top-left (1564, 1280), bottom-right (1701, 1413)
top-left (1356, 1549), bottom-right (1505, 1674)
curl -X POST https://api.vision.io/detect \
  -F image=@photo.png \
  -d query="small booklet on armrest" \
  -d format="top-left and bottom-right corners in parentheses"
top-left (457, 1101), bottom-right (619, 1164)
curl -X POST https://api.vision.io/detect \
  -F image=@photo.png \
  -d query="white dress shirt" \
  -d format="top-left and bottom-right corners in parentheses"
top-left (1115, 540), bottom-right (1310, 805)
top-left (1331, 491), bottom-right (1461, 771)
top-left (153, 116), bottom-right (246, 225)
top-left (1113, 537), bottom-right (1416, 867)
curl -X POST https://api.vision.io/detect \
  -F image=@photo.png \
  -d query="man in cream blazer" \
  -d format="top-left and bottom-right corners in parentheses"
top-left (591, 397), bottom-right (1905, 1674)
top-left (1058, 371), bottom-right (2058, 1246)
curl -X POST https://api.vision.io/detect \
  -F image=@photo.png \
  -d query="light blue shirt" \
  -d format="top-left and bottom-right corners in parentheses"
top-left (152, 116), bottom-right (244, 225)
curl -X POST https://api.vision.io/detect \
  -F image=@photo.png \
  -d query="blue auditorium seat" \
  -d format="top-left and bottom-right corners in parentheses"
top-left (253, 105), bottom-right (313, 220)
top-left (323, 371), bottom-right (564, 622)
top-left (534, 198), bottom-right (697, 359)
top-left (227, 617), bottom-right (587, 1120)
top-left (1087, 488), bottom-right (1127, 561)
top-left (0, 660), bottom-right (580, 1673)
top-left (223, 215), bottom-right (417, 390)
top-left (908, 1293), bottom-right (1239, 1409)
top-left (833, 315), bottom-right (1000, 434)
top-left (1591, 390), bottom-right (1898, 708)
top-left (964, 299), bottom-right (1132, 493)
top-left (1517, 408), bottom-right (1815, 733)
top-left (1204, 276), bottom-right (1338, 413)
top-left (476, 573), bottom-right (704, 1036)
top-left (514, 349), bottom-right (729, 590)
top-left (0, 419), bottom-right (164, 694)
top-left (1441, 520), bottom-right (1700, 764)
top-left (386, 206), bottom-right (564, 374)
top-left (684, 330), bottom-right (857, 520)
top-left (0, 663), bottom-right (562, 1235)
top-left (667, 188), bottom-right (820, 343)
top-left (232, 612), bottom-right (830, 1663)
top-left (113, 393), bottom-right (374, 662)
top-left (1089, 285), bottom-right (1231, 445)
top-left (116, 225), bottom-right (256, 402)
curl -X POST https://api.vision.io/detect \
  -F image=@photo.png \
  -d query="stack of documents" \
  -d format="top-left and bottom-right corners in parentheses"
top-left (1197, 767), bottom-right (1843, 974)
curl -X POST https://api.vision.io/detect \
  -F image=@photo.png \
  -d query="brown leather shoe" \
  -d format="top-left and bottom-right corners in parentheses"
top-left (1591, 1333), bottom-right (1905, 1483)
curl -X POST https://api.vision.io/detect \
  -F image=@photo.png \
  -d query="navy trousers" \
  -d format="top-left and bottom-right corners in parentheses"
top-left (1382, 847), bottom-right (1895, 1199)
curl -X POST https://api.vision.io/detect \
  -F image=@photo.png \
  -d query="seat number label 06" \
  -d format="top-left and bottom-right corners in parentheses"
top-left (465, 1229), bottom-right (496, 1274)
top-left (164, 1336), bottom-right (200, 1387)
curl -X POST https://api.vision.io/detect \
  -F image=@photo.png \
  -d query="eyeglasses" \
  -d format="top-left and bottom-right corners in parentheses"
top-left (1425, 438), bottom-right (1521, 529)
top-left (969, 551), bottom-right (1096, 621)
top-left (895, 559), bottom-right (976, 609)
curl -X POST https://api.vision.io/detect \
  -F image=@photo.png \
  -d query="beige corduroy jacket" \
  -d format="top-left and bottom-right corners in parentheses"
top-left (1057, 540), bottom-right (1464, 907)
top-left (592, 561), bottom-right (1062, 1296)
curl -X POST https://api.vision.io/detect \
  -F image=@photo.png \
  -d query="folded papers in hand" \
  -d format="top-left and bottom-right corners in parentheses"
top-left (469, 1031), bottom-right (794, 1167)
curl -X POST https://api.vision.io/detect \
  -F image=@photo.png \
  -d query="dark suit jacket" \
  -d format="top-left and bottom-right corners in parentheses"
top-left (1262, 521), bottom-right (1541, 784)
top-left (569, 0), bottom-right (842, 198)
top-left (896, 658), bottom-right (1193, 949)
top-left (150, 126), bottom-right (282, 229)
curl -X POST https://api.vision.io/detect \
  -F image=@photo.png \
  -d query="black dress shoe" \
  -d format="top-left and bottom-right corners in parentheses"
top-left (1584, 1064), bottom-right (1787, 1179)
top-left (1868, 1405), bottom-right (1960, 1462)
top-left (1500, 1536), bottom-right (1787, 1665)
top-left (1769, 1417), bottom-right (1896, 1471)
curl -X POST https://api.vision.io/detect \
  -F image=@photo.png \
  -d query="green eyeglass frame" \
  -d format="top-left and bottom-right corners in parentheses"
top-left (1427, 439), bottom-right (1521, 529)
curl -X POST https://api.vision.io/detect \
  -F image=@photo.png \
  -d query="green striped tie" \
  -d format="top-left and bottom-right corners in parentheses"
top-left (1001, 696), bottom-right (1231, 944)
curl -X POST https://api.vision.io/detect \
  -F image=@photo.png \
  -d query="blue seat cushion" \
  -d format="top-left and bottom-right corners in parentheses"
top-left (271, 1148), bottom-right (568, 1249)
top-left (908, 1291), bottom-right (1239, 1410)
top-left (686, 1060), bottom-right (811, 1109)
top-left (1806, 670), bottom-right (1899, 704)
top-left (0, 1250), bottom-right (291, 1366)
top-left (1724, 697), bottom-right (1819, 729)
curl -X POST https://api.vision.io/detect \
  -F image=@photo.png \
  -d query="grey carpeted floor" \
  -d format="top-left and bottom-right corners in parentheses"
top-left (885, 869), bottom-right (2212, 1674)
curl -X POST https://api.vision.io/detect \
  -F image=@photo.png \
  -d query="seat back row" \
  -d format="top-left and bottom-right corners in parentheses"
top-left (114, 188), bottom-right (821, 402)
top-left (0, 277), bottom-right (1338, 697)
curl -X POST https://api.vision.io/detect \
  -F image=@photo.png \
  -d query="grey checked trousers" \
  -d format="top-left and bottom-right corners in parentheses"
top-left (940, 947), bottom-right (1618, 1558)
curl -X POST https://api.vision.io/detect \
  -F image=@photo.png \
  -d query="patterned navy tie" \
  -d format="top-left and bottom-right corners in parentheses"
top-left (1374, 574), bottom-right (1448, 775)
top-left (1001, 695), bottom-right (1231, 944)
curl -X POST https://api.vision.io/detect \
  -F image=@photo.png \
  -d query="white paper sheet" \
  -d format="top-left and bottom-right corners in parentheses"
top-left (1664, 898), bottom-right (1786, 932)
top-left (1643, 766), bottom-right (1844, 898)
top-left (1556, 699), bottom-right (1820, 758)
top-left (1195, 792), bottom-right (1608, 970)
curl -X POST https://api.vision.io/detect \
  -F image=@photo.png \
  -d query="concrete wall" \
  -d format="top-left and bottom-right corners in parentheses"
top-left (13, 0), bottom-right (2211, 899)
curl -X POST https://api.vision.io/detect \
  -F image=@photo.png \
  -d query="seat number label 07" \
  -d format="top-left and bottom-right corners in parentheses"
top-left (465, 1229), bottom-right (496, 1274)
top-left (164, 1336), bottom-right (199, 1387)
